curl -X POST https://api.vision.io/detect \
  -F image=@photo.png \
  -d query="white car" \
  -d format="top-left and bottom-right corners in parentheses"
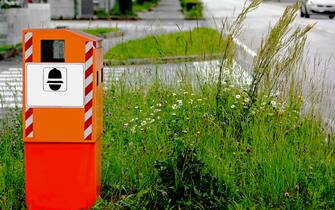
top-left (300, 0), bottom-right (335, 19)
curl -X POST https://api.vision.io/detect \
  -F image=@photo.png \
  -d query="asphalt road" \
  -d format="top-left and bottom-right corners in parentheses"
top-left (202, 0), bottom-right (335, 130)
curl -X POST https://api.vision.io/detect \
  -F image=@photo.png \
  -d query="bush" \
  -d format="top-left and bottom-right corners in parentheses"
top-left (179, 0), bottom-right (203, 19)
top-left (95, 9), bottom-right (110, 19)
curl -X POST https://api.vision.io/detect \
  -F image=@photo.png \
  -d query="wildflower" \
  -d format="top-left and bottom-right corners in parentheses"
top-left (244, 97), bottom-right (250, 103)
top-left (131, 125), bottom-right (137, 133)
top-left (177, 100), bottom-right (183, 106)
top-left (197, 98), bottom-right (203, 102)
top-left (196, 131), bottom-right (201, 135)
top-left (123, 123), bottom-right (128, 129)
top-left (189, 99), bottom-right (193, 105)
top-left (150, 119), bottom-right (155, 124)
top-left (171, 113), bottom-right (177, 116)
top-left (271, 100), bottom-right (277, 108)
top-left (134, 106), bottom-right (139, 109)
top-left (157, 116), bottom-right (161, 120)
top-left (284, 192), bottom-right (289, 197)
top-left (231, 104), bottom-right (236, 109)
top-left (183, 91), bottom-right (188, 95)
top-left (11, 140), bottom-right (17, 146)
top-left (141, 121), bottom-right (147, 126)
top-left (156, 103), bottom-right (162, 107)
top-left (235, 94), bottom-right (241, 99)
top-left (177, 80), bottom-right (182, 83)
top-left (154, 109), bottom-right (161, 113)
top-left (172, 104), bottom-right (177, 110)
top-left (270, 90), bottom-right (280, 97)
top-left (128, 142), bottom-right (134, 147)
top-left (191, 93), bottom-right (195, 96)
top-left (172, 93), bottom-right (177, 96)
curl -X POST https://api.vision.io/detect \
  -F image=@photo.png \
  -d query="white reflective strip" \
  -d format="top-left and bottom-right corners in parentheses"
top-left (8, 68), bottom-right (21, 71)
top-left (25, 46), bottom-right (33, 60)
top-left (25, 32), bottom-right (32, 42)
top-left (84, 125), bottom-right (92, 139)
top-left (85, 42), bottom-right (93, 53)
top-left (27, 131), bottom-right (33, 138)
top-left (84, 107), bottom-right (92, 121)
top-left (85, 90), bottom-right (93, 103)
top-left (85, 56), bottom-right (93, 70)
top-left (25, 115), bottom-right (33, 128)
top-left (85, 73), bottom-right (93, 87)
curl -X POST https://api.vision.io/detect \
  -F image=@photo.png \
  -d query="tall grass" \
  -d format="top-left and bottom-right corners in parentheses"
top-left (0, 1), bottom-right (334, 209)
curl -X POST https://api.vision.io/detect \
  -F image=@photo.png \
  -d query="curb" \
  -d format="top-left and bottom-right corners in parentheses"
top-left (103, 53), bottom-right (225, 66)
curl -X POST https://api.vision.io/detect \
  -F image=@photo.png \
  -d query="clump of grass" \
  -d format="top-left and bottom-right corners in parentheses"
top-left (0, 44), bottom-right (21, 53)
top-left (82, 27), bottom-right (120, 37)
top-left (104, 27), bottom-right (227, 61)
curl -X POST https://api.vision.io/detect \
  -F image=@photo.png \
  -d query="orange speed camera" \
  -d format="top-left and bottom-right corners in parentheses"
top-left (22, 29), bottom-right (103, 209)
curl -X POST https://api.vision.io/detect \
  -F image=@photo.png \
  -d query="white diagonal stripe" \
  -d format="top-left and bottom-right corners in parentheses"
top-left (85, 56), bottom-right (93, 70)
top-left (27, 132), bottom-right (33, 138)
top-left (84, 125), bottom-right (92, 139)
top-left (85, 90), bottom-right (93, 103)
top-left (85, 73), bottom-right (93, 87)
top-left (25, 32), bottom-right (32, 42)
top-left (85, 42), bottom-right (93, 53)
top-left (25, 46), bottom-right (33, 60)
top-left (85, 107), bottom-right (92, 121)
top-left (25, 115), bottom-right (33, 128)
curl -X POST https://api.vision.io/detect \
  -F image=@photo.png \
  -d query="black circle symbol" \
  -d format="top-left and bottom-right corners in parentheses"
top-left (46, 68), bottom-right (63, 91)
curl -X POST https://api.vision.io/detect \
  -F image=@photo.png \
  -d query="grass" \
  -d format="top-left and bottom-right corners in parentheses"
top-left (0, 45), bottom-right (19, 53)
top-left (104, 27), bottom-right (228, 61)
top-left (133, 0), bottom-right (159, 12)
top-left (1, 1), bottom-right (335, 209)
top-left (82, 28), bottom-right (120, 37)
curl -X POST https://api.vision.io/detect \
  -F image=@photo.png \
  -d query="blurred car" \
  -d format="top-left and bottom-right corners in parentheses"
top-left (300, 0), bottom-right (335, 19)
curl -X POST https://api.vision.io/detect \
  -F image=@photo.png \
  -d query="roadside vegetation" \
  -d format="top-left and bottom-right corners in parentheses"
top-left (96, 0), bottom-right (159, 19)
top-left (180, 0), bottom-right (203, 19)
top-left (133, 0), bottom-right (159, 12)
top-left (82, 28), bottom-right (122, 38)
top-left (104, 27), bottom-right (227, 62)
top-left (1, 1), bottom-right (334, 209)
top-left (0, 44), bottom-right (21, 60)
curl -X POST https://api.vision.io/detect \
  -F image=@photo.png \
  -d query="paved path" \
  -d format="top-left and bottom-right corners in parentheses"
top-left (0, 67), bottom-right (22, 109)
top-left (138, 0), bottom-right (184, 20)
